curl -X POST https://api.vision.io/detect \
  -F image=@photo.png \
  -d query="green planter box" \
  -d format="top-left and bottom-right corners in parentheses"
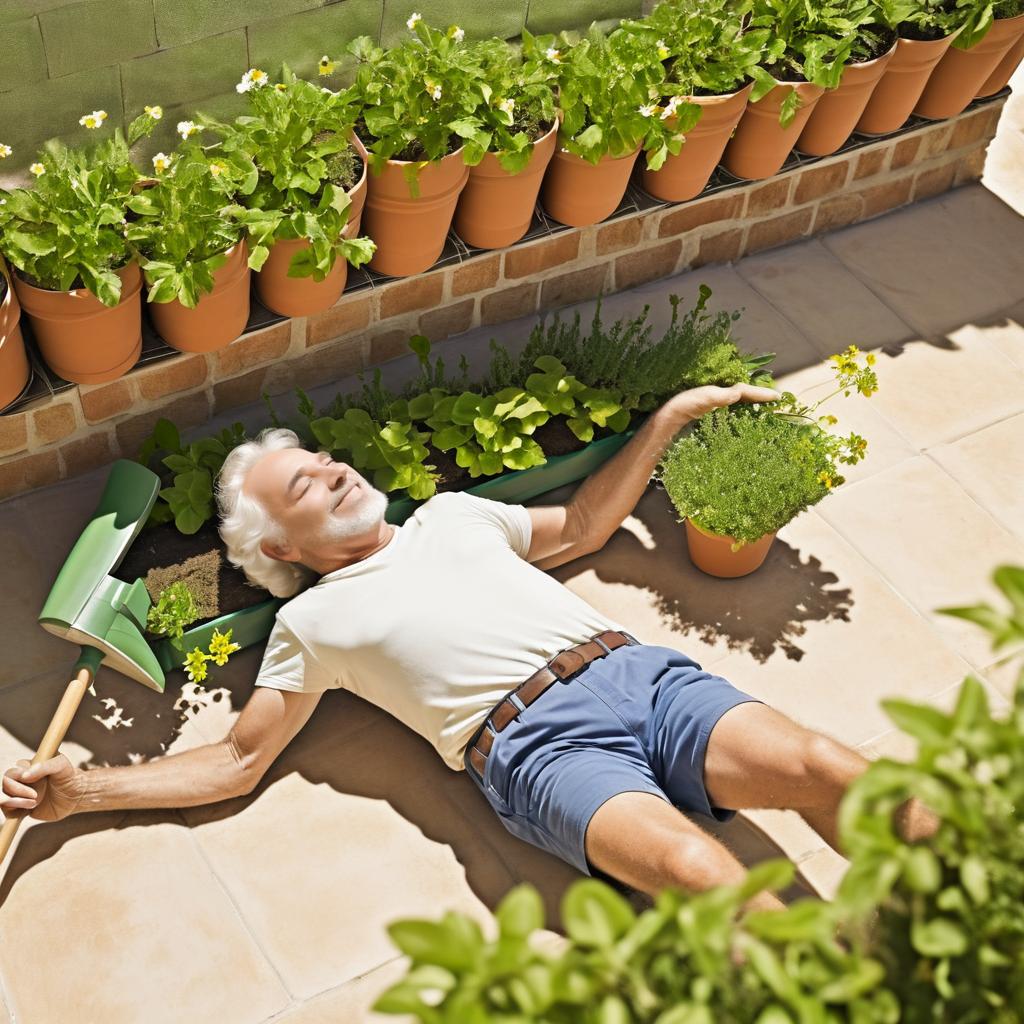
top-left (158, 428), bottom-right (635, 669)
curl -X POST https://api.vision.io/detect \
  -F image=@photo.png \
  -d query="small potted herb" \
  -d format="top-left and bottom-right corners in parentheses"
top-left (451, 37), bottom-right (560, 249)
top-left (345, 18), bottom-right (488, 277)
top-left (977, 3), bottom-right (1024, 93)
top-left (211, 67), bottom-right (376, 317)
top-left (0, 109), bottom-right (157, 383)
top-left (658, 345), bottom-right (878, 577)
top-left (126, 123), bottom-right (258, 352)
top-left (532, 25), bottom-right (680, 227)
top-left (0, 253), bottom-right (29, 410)
top-left (621, 0), bottom-right (766, 201)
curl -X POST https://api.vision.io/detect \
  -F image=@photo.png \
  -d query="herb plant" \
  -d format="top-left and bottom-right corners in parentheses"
top-left (0, 109), bottom-right (157, 305)
top-left (146, 581), bottom-right (200, 645)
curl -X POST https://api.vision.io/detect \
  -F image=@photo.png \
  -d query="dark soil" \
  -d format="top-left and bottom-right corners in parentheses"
top-left (116, 519), bottom-right (272, 628)
top-left (898, 22), bottom-right (950, 41)
top-left (425, 442), bottom-right (470, 492)
top-left (532, 417), bottom-right (590, 458)
top-left (354, 119), bottom-right (462, 162)
top-left (852, 26), bottom-right (899, 61)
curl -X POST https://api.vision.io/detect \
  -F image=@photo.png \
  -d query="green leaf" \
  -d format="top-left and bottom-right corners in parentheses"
top-left (911, 918), bottom-right (968, 958)
top-left (561, 880), bottom-right (636, 948)
top-left (960, 855), bottom-right (990, 905)
top-left (880, 699), bottom-right (953, 744)
top-left (495, 884), bottom-right (544, 938)
top-left (174, 506), bottom-right (205, 535)
top-left (154, 418), bottom-right (181, 453)
top-left (903, 847), bottom-right (943, 894)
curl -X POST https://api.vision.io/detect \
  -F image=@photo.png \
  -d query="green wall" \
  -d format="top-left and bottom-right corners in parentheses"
top-left (0, 0), bottom-right (647, 182)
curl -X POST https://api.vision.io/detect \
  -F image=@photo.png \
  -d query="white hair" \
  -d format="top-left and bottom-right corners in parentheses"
top-left (216, 428), bottom-right (316, 598)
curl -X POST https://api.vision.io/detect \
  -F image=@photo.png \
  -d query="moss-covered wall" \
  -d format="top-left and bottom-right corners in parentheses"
top-left (0, 0), bottom-right (650, 182)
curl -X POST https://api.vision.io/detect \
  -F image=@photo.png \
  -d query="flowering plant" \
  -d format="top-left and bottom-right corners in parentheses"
top-left (345, 17), bottom-right (489, 193)
top-left (184, 628), bottom-right (241, 685)
top-left (658, 345), bottom-right (877, 546)
top-left (125, 135), bottom-right (257, 307)
top-left (525, 25), bottom-right (685, 169)
top-left (210, 66), bottom-right (375, 279)
top-left (0, 109), bottom-right (157, 305)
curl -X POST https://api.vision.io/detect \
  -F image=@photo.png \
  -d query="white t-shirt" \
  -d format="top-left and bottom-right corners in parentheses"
top-left (255, 491), bottom-right (625, 770)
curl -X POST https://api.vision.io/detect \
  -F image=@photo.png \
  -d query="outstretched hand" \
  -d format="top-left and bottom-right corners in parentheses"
top-left (662, 383), bottom-right (782, 428)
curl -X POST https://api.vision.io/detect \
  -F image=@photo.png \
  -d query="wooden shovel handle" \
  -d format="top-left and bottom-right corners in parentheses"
top-left (0, 667), bottom-right (93, 865)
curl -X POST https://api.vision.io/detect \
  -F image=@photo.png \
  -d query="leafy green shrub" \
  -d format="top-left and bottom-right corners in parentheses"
top-left (145, 581), bottom-right (199, 643)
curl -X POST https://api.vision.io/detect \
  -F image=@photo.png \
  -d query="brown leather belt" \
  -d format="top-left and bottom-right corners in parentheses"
top-left (467, 630), bottom-right (637, 779)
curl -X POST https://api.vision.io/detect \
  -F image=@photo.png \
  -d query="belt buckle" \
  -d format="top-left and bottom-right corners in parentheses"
top-left (619, 630), bottom-right (640, 646)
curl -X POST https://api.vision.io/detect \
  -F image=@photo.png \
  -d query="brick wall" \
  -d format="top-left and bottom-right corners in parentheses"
top-left (0, 98), bottom-right (1006, 500)
top-left (0, 0), bottom-right (643, 179)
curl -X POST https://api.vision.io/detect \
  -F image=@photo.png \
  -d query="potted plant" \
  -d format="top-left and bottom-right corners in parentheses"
top-left (344, 19), bottom-right (486, 277)
top-left (658, 345), bottom-right (878, 577)
top-left (535, 26), bottom-right (678, 226)
top-left (976, 9), bottom-right (1024, 93)
top-left (857, 0), bottom-right (969, 133)
top-left (0, 111), bottom-right (156, 384)
top-left (0, 254), bottom-right (30, 410)
top-left (722, 0), bottom-right (874, 179)
top-left (210, 67), bottom-right (376, 317)
top-left (915, 0), bottom-right (1024, 117)
top-left (451, 37), bottom-right (560, 249)
top-left (620, 0), bottom-right (765, 202)
top-left (126, 128), bottom-right (258, 353)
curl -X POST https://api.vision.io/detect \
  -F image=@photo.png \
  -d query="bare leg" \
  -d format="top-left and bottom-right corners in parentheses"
top-left (583, 791), bottom-right (785, 911)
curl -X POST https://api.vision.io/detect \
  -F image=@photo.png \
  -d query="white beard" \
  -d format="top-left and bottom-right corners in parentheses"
top-left (317, 482), bottom-right (389, 544)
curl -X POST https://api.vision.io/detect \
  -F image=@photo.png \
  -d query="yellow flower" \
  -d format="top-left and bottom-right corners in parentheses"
top-left (78, 109), bottom-right (108, 129)
top-left (656, 39), bottom-right (670, 60)
top-left (236, 68), bottom-right (269, 93)
top-left (866, 352), bottom-right (876, 366)
top-left (144, 104), bottom-right (163, 120)
top-left (0, 143), bottom-right (11, 159)
top-left (207, 628), bottom-right (240, 668)
top-left (208, 162), bottom-right (226, 177)
top-left (184, 648), bottom-right (209, 683)
top-left (152, 151), bottom-right (172, 173)
top-left (318, 55), bottom-right (335, 76)
top-left (817, 471), bottom-right (833, 490)
top-left (29, 162), bottom-right (45, 177)
top-left (275, 82), bottom-right (287, 91)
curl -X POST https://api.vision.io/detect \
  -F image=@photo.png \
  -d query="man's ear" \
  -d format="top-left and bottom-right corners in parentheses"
top-left (260, 538), bottom-right (301, 564)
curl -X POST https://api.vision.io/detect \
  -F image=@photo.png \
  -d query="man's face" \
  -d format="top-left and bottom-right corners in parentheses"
top-left (243, 448), bottom-right (388, 563)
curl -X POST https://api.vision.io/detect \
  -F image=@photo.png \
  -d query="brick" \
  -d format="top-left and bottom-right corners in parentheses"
top-left (0, 449), bottom-right (59, 500)
top-left (60, 431), bottom-right (114, 477)
top-left (213, 367), bottom-right (270, 414)
top-left (290, 335), bottom-right (364, 391)
top-left (889, 135), bottom-right (922, 170)
top-left (853, 147), bottom-right (887, 180)
top-left (0, 16), bottom-right (46, 93)
top-left (596, 217), bottom-right (642, 255)
top-left (419, 299), bottom-right (475, 342)
top-left (451, 253), bottom-right (500, 297)
top-left (40, 0), bottom-right (156, 78)
top-left (79, 379), bottom-right (134, 423)
top-left (812, 193), bottom-right (865, 234)
top-left (949, 105), bottom-right (1002, 150)
top-left (954, 145), bottom-right (988, 185)
top-left (120, 31), bottom-right (249, 122)
top-left (503, 233), bottom-right (580, 279)
top-left (658, 193), bottom-right (743, 238)
top-left (480, 282), bottom-right (539, 325)
top-left (379, 273), bottom-right (445, 321)
top-left (857, 175), bottom-right (914, 218)
top-left (540, 264), bottom-right (610, 310)
top-left (381, 0), bottom-right (527, 46)
top-left (614, 239), bottom-right (682, 291)
top-left (136, 353), bottom-right (208, 402)
top-left (369, 328), bottom-right (416, 365)
top-left (793, 161), bottom-right (850, 204)
top-left (214, 321), bottom-right (291, 376)
top-left (115, 391), bottom-right (211, 458)
top-left (744, 208), bottom-right (813, 256)
top-left (31, 400), bottom-right (76, 446)
top-left (918, 121), bottom-right (956, 159)
top-left (306, 292), bottom-right (373, 347)
top-left (0, 412), bottom-right (28, 456)
top-left (913, 162), bottom-right (957, 201)
top-left (249, 0), bottom-right (383, 80)
top-left (696, 228), bottom-right (744, 266)
top-left (527, 0), bottom-right (640, 33)
top-left (153, 0), bottom-right (320, 47)
top-left (745, 178), bottom-right (792, 217)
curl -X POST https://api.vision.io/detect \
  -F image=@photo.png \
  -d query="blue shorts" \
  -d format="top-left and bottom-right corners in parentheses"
top-left (463, 642), bottom-right (762, 877)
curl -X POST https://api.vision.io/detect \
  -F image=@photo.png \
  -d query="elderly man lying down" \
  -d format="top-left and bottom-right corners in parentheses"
top-left (2, 382), bottom-right (932, 911)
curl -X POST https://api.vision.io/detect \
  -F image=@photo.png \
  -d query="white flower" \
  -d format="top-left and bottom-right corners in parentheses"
top-left (236, 68), bottom-right (268, 93)
top-left (545, 47), bottom-right (561, 63)
top-left (452, 26), bottom-right (465, 43)
top-left (208, 162), bottom-right (226, 177)
top-left (29, 162), bottom-right (45, 176)
top-left (144, 104), bottom-right (163, 120)
top-left (973, 760), bottom-right (996, 785)
top-left (428, 83), bottom-right (442, 101)
top-left (497, 97), bottom-right (515, 116)
top-left (661, 96), bottom-right (681, 119)
top-left (152, 152), bottom-right (172, 173)
top-left (407, 11), bottom-right (421, 29)
top-left (176, 120), bottom-right (199, 140)
top-left (318, 55), bottom-right (335, 76)
top-left (0, 143), bottom-right (11, 159)
top-left (638, 104), bottom-right (657, 117)
top-left (656, 39), bottom-right (669, 59)
top-left (78, 109), bottom-right (108, 129)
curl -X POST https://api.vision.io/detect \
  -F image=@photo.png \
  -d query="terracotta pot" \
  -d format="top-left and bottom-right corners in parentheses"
top-left (641, 84), bottom-right (753, 202)
top-left (797, 41), bottom-right (898, 156)
top-left (915, 14), bottom-right (1024, 118)
top-left (13, 262), bottom-right (142, 384)
top-left (148, 241), bottom-right (251, 353)
top-left (685, 519), bottom-right (776, 578)
top-left (454, 121), bottom-right (558, 249)
top-left (541, 146), bottom-right (641, 227)
top-left (0, 260), bottom-right (30, 410)
top-left (856, 32), bottom-right (959, 133)
top-left (722, 80), bottom-right (825, 180)
top-left (363, 148), bottom-right (469, 277)
top-left (977, 29), bottom-right (1024, 96)
top-left (255, 145), bottom-right (369, 317)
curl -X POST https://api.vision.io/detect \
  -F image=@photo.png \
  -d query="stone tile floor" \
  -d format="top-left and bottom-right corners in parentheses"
top-left (0, 73), bottom-right (1022, 1022)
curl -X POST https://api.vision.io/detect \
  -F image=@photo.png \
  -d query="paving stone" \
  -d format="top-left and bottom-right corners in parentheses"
top-left (0, 16), bottom-right (46, 93)
top-left (268, 958), bottom-right (411, 1023)
top-left (817, 456), bottom-right (1024, 670)
top-left (39, 0), bottom-right (156, 79)
top-left (381, 0), bottom-right (527, 45)
top-left (153, 0), bottom-right (322, 47)
top-left (824, 183), bottom-right (1024, 337)
top-left (527, 0), bottom-right (640, 34)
